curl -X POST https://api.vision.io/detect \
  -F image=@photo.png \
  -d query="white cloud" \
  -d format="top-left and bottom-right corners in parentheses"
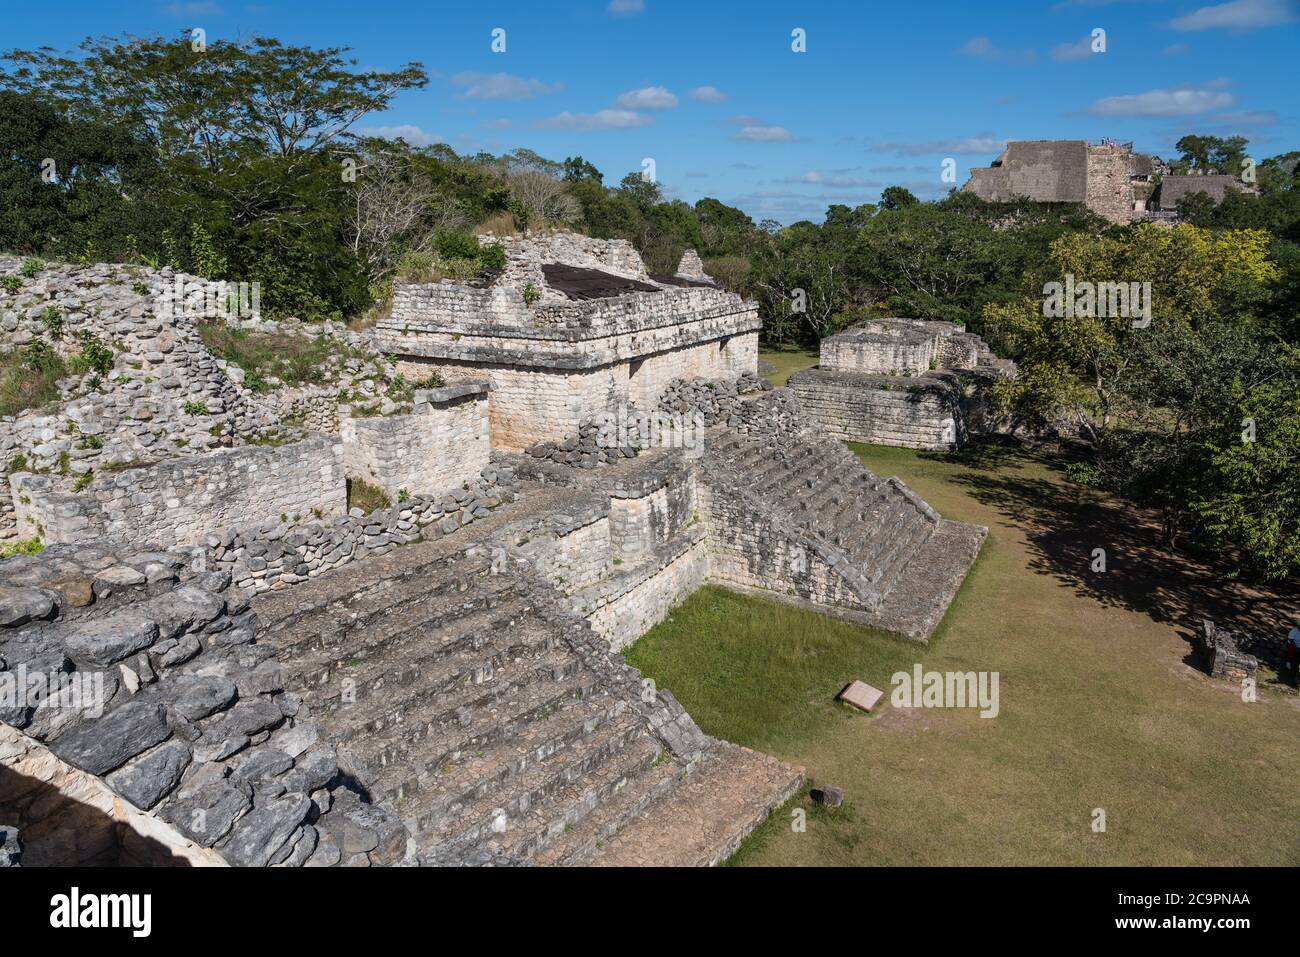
top-left (608, 0), bottom-right (645, 15)
top-left (1084, 86), bottom-right (1236, 116)
top-left (870, 134), bottom-right (1007, 156)
top-left (165, 1), bottom-right (223, 15)
top-left (961, 36), bottom-right (1037, 65)
top-left (451, 72), bottom-right (562, 100)
top-left (688, 85), bottom-right (728, 103)
top-left (358, 125), bottom-right (442, 147)
top-left (1170, 0), bottom-right (1298, 31)
top-left (615, 86), bottom-right (679, 110)
top-left (785, 171), bottom-right (871, 187)
top-left (731, 126), bottom-right (794, 142)
top-left (534, 109), bottom-right (652, 130)
top-left (1214, 109), bottom-right (1279, 126)
top-left (1052, 36), bottom-right (1096, 62)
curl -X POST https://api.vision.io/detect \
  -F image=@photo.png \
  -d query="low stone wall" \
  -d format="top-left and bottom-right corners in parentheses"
top-left (341, 380), bottom-right (490, 501)
top-left (788, 368), bottom-right (966, 451)
top-left (209, 462), bottom-right (518, 593)
top-left (11, 435), bottom-right (346, 547)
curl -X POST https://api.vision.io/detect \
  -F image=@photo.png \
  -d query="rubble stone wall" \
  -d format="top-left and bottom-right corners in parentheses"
top-left (341, 381), bottom-right (490, 500)
top-left (12, 435), bottom-right (346, 547)
top-left (0, 543), bottom-right (409, 867)
top-left (1086, 144), bottom-right (1136, 225)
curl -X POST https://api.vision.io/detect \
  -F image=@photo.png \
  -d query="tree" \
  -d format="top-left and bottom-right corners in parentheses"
top-left (879, 186), bottom-right (919, 211)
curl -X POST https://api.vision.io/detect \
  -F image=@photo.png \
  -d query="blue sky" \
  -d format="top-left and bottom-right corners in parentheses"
top-left (5, 0), bottom-right (1298, 223)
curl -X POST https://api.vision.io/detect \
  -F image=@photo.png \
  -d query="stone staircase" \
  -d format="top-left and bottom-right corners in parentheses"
top-left (253, 529), bottom-right (801, 865)
top-left (704, 425), bottom-right (985, 640)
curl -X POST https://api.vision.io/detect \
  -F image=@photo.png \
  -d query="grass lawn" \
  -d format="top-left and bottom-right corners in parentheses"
top-left (758, 346), bottom-right (819, 386)
top-left (625, 439), bottom-right (1300, 866)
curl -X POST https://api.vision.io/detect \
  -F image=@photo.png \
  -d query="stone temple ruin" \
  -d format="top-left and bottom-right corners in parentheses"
top-left (788, 318), bottom-right (1016, 451)
top-left (0, 233), bottom-right (985, 866)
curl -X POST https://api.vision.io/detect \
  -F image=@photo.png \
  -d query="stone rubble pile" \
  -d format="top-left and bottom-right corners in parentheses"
top-left (0, 542), bottom-right (408, 866)
top-left (656, 372), bottom-right (769, 427)
top-left (209, 464), bottom-right (520, 593)
top-left (0, 256), bottom-right (414, 541)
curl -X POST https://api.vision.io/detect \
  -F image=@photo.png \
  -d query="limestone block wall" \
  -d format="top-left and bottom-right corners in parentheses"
top-left (607, 465), bottom-right (698, 563)
top-left (787, 370), bottom-right (966, 451)
top-left (341, 381), bottom-right (490, 500)
top-left (393, 359), bottom-right (625, 450)
top-left (587, 540), bottom-right (708, 651)
top-left (697, 482), bottom-right (871, 614)
top-left (627, 334), bottom-right (757, 410)
top-left (11, 435), bottom-right (345, 547)
top-left (396, 333), bottom-right (756, 453)
top-left (821, 334), bottom-right (936, 374)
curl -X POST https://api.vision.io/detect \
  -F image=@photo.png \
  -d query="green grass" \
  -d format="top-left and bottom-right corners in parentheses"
top-left (626, 586), bottom-right (919, 755)
top-left (0, 343), bottom-right (66, 417)
top-left (624, 439), bottom-right (1300, 866)
top-left (758, 346), bottom-right (819, 387)
top-left (347, 477), bottom-right (391, 514)
top-left (198, 322), bottom-right (369, 392)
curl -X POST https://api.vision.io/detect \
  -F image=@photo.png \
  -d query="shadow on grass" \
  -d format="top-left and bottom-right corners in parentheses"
top-left (938, 439), bottom-right (1299, 669)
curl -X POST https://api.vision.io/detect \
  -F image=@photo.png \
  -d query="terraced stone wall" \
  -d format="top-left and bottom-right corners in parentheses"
top-left (787, 369), bottom-right (965, 451)
top-left (11, 435), bottom-right (345, 547)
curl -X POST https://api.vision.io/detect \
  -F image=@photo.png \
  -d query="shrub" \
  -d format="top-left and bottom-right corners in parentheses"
top-left (1, 276), bottom-right (20, 293)
top-left (70, 332), bottom-right (114, 376)
top-left (523, 282), bottom-right (540, 306)
top-left (434, 231), bottom-right (481, 261)
top-left (347, 477), bottom-right (391, 513)
top-left (0, 341), bottom-right (66, 416)
top-left (190, 223), bottom-right (227, 279)
top-left (0, 537), bottom-right (43, 558)
top-left (39, 306), bottom-right (64, 339)
top-left (19, 258), bottom-right (42, 279)
top-left (478, 242), bottom-right (507, 270)
top-left (182, 400), bottom-right (210, 416)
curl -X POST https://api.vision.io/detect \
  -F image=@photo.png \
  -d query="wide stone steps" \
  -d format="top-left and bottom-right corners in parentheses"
top-left (708, 427), bottom-right (942, 617)
top-left (493, 735), bottom-right (678, 863)
top-left (406, 703), bottom-right (649, 846)
top-left (281, 580), bottom-right (525, 693)
top-left (363, 662), bottom-right (595, 805)
top-left (327, 643), bottom-right (581, 747)
top-left (530, 753), bottom-right (684, 865)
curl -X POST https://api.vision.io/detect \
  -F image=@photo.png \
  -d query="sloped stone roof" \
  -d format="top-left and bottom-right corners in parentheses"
top-left (963, 140), bottom-right (1089, 203)
top-left (1154, 174), bottom-right (1243, 210)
